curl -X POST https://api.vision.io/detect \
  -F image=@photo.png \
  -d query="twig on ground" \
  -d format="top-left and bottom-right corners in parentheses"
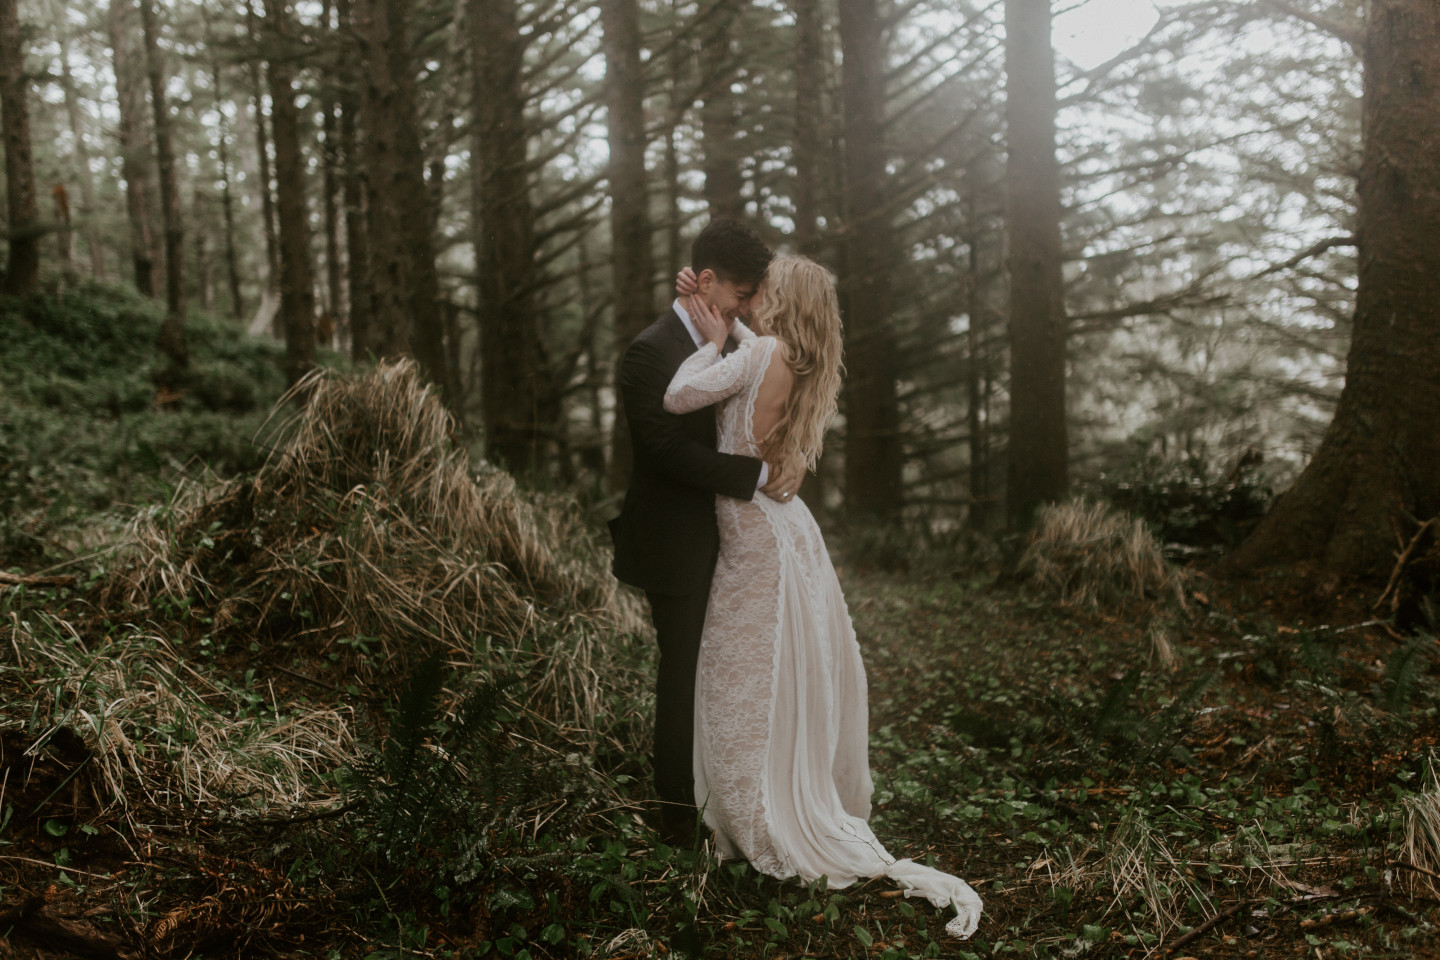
top-left (0, 855), bottom-right (115, 879)
top-left (1163, 900), bottom-right (1244, 956)
top-left (270, 664), bottom-right (352, 698)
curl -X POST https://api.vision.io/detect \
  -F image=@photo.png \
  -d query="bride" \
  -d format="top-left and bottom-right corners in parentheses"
top-left (665, 255), bottom-right (983, 939)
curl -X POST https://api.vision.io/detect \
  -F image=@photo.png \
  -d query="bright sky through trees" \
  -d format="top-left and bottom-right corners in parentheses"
top-left (1053, 0), bottom-right (1160, 68)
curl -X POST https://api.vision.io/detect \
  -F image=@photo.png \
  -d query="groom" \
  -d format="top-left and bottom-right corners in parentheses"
top-left (610, 218), bottom-right (800, 841)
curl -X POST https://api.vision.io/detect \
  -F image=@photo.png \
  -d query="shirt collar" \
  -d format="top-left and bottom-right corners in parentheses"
top-left (673, 299), bottom-right (706, 350)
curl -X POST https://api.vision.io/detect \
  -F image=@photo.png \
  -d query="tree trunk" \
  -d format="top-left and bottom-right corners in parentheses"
top-left (108, 0), bottom-right (157, 297)
top-left (662, 1), bottom-right (688, 282)
top-left (839, 0), bottom-right (902, 518)
top-left (1003, 0), bottom-right (1068, 529)
top-left (191, 187), bottom-right (210, 311)
top-left (354, 0), bottom-right (446, 393)
top-left (52, 184), bottom-right (73, 269)
top-left (1, 0), bottom-right (40, 296)
top-left (699, 0), bottom-right (744, 219)
top-left (262, 0), bottom-right (316, 385)
top-left (213, 60), bottom-right (244, 320)
top-left (336, 0), bottom-right (371, 360)
top-left (965, 159), bottom-right (997, 533)
top-left (139, 0), bottom-right (188, 369)
top-left (245, 0), bottom-right (280, 295)
top-left (1227, 0), bottom-right (1440, 582)
top-left (472, 0), bottom-right (555, 474)
top-left (792, 0), bottom-right (823, 254)
top-left (319, 0), bottom-right (341, 331)
top-left (601, 0), bottom-right (653, 491)
top-left (321, 105), bottom-right (340, 338)
top-left (57, 28), bottom-right (104, 279)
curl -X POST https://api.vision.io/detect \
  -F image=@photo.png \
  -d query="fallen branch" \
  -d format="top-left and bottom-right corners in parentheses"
top-left (1388, 858), bottom-right (1440, 885)
top-left (1375, 517), bottom-right (1438, 616)
top-left (0, 570), bottom-right (78, 588)
top-left (0, 897), bottom-right (124, 960)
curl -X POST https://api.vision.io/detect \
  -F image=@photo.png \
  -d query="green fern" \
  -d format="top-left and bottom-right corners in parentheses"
top-left (1383, 634), bottom-right (1435, 714)
top-left (342, 655), bottom-right (520, 870)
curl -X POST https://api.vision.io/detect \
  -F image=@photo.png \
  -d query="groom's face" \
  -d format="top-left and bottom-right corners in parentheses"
top-left (699, 270), bottom-right (759, 321)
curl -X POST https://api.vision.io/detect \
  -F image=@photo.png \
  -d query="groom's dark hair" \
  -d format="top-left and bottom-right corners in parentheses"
top-left (692, 218), bottom-right (772, 286)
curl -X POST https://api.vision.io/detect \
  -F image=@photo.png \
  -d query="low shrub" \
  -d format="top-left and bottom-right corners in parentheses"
top-left (1099, 454), bottom-right (1272, 557)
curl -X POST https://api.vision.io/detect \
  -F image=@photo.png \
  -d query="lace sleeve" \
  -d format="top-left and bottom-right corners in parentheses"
top-left (663, 339), bottom-right (770, 415)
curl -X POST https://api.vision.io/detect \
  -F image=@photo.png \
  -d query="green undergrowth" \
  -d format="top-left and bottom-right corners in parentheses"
top-left (0, 282), bottom-right (290, 565)
top-left (6, 566), bottom-right (1439, 958)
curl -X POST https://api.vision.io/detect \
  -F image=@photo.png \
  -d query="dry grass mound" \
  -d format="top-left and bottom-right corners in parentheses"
top-left (1019, 498), bottom-right (1185, 611)
top-left (1401, 760), bottom-right (1440, 899)
top-left (103, 360), bottom-right (647, 743)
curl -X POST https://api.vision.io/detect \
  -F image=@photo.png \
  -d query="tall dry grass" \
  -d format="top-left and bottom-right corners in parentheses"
top-left (4, 614), bottom-right (354, 813)
top-left (102, 359), bottom-right (649, 751)
top-left (1019, 498), bottom-right (1185, 611)
top-left (1401, 760), bottom-right (1440, 899)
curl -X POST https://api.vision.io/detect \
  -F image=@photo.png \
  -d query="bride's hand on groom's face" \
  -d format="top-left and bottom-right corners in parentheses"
top-left (689, 297), bottom-right (730, 349)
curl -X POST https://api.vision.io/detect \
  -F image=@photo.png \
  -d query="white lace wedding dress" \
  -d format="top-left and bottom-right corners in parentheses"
top-left (664, 327), bottom-right (983, 939)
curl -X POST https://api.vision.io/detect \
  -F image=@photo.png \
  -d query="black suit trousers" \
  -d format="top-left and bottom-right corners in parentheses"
top-left (646, 585), bottom-right (711, 809)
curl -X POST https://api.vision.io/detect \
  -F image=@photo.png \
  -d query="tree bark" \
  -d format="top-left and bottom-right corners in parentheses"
top-left (471, 0), bottom-right (556, 474)
top-left (1, 0), bottom-right (41, 296)
top-left (57, 27), bottom-right (104, 279)
top-left (262, 0), bottom-right (316, 385)
top-left (699, 0), bottom-right (744, 219)
top-left (839, 0), bottom-right (902, 518)
top-left (601, 0), bottom-right (653, 491)
top-left (1003, 0), bottom-right (1068, 529)
top-left (1227, 0), bottom-right (1440, 581)
top-left (139, 0), bottom-right (188, 369)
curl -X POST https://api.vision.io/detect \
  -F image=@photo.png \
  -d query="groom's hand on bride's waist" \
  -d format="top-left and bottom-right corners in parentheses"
top-left (761, 455), bottom-right (804, 502)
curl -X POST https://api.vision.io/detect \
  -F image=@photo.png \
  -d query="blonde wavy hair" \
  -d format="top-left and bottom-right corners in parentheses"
top-left (750, 256), bottom-right (844, 471)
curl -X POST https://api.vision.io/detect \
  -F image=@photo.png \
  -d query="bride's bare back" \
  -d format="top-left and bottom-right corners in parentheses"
top-left (751, 343), bottom-right (794, 455)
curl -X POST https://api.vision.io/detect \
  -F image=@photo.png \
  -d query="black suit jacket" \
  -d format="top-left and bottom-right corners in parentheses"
top-left (610, 309), bottom-right (764, 596)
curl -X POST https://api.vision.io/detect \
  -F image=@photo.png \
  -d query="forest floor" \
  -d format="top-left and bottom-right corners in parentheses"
top-left (2, 284), bottom-right (1439, 958)
top-left (2, 561), bottom-right (1437, 959)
